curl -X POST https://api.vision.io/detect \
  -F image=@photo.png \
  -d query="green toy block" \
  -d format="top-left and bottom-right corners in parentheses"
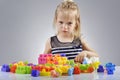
top-left (69, 60), bottom-right (75, 66)
top-left (24, 61), bottom-right (28, 65)
top-left (25, 66), bottom-right (32, 74)
top-left (15, 66), bottom-right (26, 74)
top-left (66, 60), bottom-right (70, 65)
top-left (79, 64), bottom-right (89, 70)
top-left (9, 64), bottom-right (13, 68)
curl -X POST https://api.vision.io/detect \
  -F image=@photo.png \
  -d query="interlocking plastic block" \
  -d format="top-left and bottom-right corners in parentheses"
top-left (97, 65), bottom-right (104, 72)
top-left (105, 62), bottom-right (115, 71)
top-left (15, 66), bottom-right (26, 74)
top-left (82, 58), bottom-right (88, 64)
top-left (18, 61), bottom-right (24, 66)
top-left (73, 66), bottom-right (81, 74)
top-left (79, 64), bottom-right (89, 70)
top-left (68, 68), bottom-right (74, 76)
top-left (40, 69), bottom-right (50, 76)
top-left (31, 70), bottom-right (40, 77)
top-left (27, 63), bottom-right (34, 66)
top-left (1, 64), bottom-right (10, 72)
top-left (69, 60), bottom-right (75, 66)
top-left (87, 66), bottom-right (94, 73)
top-left (105, 62), bottom-right (116, 75)
top-left (10, 65), bottom-right (17, 73)
top-left (25, 66), bottom-right (32, 74)
top-left (92, 61), bottom-right (100, 69)
top-left (56, 68), bottom-right (62, 76)
top-left (107, 69), bottom-right (114, 74)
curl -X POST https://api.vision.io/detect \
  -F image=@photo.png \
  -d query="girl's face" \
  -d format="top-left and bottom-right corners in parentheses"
top-left (56, 11), bottom-right (76, 36)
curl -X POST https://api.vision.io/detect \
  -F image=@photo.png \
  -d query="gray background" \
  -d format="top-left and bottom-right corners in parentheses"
top-left (0, 0), bottom-right (120, 65)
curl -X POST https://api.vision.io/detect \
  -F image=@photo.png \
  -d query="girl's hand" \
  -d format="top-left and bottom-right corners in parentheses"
top-left (74, 51), bottom-right (87, 63)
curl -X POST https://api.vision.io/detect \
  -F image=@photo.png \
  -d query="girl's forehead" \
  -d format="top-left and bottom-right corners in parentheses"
top-left (57, 11), bottom-right (76, 20)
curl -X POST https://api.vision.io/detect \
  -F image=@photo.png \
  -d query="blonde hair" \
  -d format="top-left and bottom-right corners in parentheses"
top-left (53, 0), bottom-right (81, 39)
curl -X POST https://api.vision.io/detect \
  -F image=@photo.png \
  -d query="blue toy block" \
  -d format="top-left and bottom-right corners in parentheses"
top-left (31, 70), bottom-right (40, 77)
top-left (1, 64), bottom-right (10, 72)
top-left (105, 62), bottom-right (116, 74)
top-left (105, 62), bottom-right (115, 70)
top-left (97, 65), bottom-right (104, 72)
top-left (82, 58), bottom-right (87, 64)
top-left (68, 68), bottom-right (74, 76)
top-left (107, 69), bottom-right (114, 74)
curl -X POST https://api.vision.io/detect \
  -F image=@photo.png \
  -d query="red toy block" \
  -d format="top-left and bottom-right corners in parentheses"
top-left (73, 66), bottom-right (81, 74)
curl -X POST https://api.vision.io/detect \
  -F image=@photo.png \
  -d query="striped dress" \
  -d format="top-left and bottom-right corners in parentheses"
top-left (51, 36), bottom-right (83, 60)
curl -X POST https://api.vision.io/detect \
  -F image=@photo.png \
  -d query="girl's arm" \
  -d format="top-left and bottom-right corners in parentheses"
top-left (43, 38), bottom-right (52, 54)
top-left (75, 38), bottom-right (99, 63)
top-left (81, 38), bottom-right (99, 58)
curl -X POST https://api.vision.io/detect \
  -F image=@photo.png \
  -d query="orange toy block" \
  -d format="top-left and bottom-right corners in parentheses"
top-left (10, 65), bottom-right (17, 73)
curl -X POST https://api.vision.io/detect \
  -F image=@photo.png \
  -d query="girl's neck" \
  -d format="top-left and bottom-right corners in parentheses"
top-left (57, 33), bottom-right (74, 43)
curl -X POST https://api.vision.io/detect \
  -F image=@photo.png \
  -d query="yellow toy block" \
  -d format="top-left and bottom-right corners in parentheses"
top-left (18, 61), bottom-right (24, 66)
top-left (55, 68), bottom-right (62, 76)
top-left (40, 69), bottom-right (50, 76)
top-left (91, 61), bottom-right (100, 69)
top-left (57, 60), bottom-right (62, 65)
top-left (60, 66), bottom-right (69, 74)
top-left (13, 63), bottom-right (18, 67)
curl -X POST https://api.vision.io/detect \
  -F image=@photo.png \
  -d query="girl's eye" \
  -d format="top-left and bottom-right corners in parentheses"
top-left (59, 21), bottom-right (63, 24)
top-left (68, 22), bottom-right (72, 25)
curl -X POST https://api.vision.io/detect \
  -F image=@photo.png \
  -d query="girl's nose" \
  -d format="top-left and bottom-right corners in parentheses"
top-left (62, 24), bottom-right (68, 31)
top-left (63, 24), bottom-right (68, 29)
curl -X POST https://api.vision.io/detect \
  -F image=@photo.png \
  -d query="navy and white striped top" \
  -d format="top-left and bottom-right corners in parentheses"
top-left (51, 36), bottom-right (82, 59)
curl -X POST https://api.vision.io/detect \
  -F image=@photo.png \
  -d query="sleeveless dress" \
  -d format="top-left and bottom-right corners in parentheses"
top-left (50, 36), bottom-right (83, 59)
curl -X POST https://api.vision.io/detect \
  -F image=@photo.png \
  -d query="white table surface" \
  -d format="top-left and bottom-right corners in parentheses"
top-left (0, 66), bottom-right (120, 80)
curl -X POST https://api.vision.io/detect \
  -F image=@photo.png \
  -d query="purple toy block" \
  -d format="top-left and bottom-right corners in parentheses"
top-left (27, 63), bottom-right (34, 66)
top-left (97, 65), bottom-right (104, 72)
top-left (1, 64), bottom-right (10, 72)
top-left (31, 70), bottom-right (40, 77)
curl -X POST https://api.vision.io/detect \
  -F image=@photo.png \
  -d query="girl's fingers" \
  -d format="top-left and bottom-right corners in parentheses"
top-left (75, 54), bottom-right (84, 63)
top-left (79, 57), bottom-right (82, 63)
top-left (75, 56), bottom-right (79, 62)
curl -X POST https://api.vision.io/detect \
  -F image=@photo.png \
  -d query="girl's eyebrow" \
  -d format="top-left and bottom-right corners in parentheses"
top-left (67, 22), bottom-right (72, 24)
top-left (59, 21), bottom-right (63, 22)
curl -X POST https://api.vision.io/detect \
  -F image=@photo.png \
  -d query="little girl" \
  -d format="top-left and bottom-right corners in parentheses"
top-left (43, 0), bottom-right (98, 63)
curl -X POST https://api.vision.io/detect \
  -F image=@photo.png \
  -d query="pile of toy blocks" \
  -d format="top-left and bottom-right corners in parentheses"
top-left (1, 54), bottom-right (101, 77)
top-left (97, 62), bottom-right (116, 75)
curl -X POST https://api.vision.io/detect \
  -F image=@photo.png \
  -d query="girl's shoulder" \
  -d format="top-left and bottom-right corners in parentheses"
top-left (74, 36), bottom-right (82, 43)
